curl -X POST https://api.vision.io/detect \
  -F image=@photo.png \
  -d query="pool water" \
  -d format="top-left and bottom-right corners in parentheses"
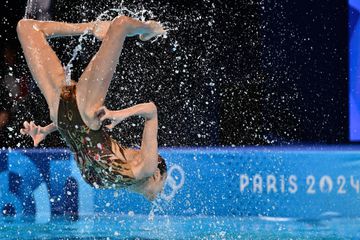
top-left (0, 215), bottom-right (358, 239)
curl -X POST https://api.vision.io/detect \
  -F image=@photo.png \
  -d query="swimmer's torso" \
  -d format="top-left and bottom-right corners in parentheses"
top-left (56, 85), bottom-right (138, 189)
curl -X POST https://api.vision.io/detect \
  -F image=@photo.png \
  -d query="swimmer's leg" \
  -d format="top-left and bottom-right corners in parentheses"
top-left (76, 16), bottom-right (157, 130)
top-left (17, 19), bottom-right (65, 122)
top-left (17, 19), bottom-right (97, 123)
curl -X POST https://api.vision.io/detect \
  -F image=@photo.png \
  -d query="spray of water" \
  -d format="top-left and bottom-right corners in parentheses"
top-left (146, 164), bottom-right (185, 222)
top-left (149, 201), bottom-right (165, 221)
top-left (24, 0), bottom-right (34, 19)
top-left (62, 2), bottom-right (168, 85)
top-left (63, 31), bottom-right (91, 85)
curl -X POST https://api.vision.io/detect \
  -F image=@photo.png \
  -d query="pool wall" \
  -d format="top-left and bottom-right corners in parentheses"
top-left (1, 147), bottom-right (360, 221)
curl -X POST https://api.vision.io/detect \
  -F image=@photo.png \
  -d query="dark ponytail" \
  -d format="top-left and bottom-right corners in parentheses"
top-left (157, 156), bottom-right (167, 177)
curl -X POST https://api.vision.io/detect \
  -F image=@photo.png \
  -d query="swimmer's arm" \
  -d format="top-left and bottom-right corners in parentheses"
top-left (118, 102), bottom-right (157, 120)
top-left (97, 103), bottom-right (158, 177)
top-left (96, 102), bottom-right (157, 129)
top-left (97, 102), bottom-right (158, 179)
top-left (124, 103), bottom-right (158, 177)
top-left (17, 19), bottom-right (110, 39)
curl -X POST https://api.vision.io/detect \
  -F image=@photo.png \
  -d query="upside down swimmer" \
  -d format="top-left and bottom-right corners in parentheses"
top-left (17, 16), bottom-right (167, 201)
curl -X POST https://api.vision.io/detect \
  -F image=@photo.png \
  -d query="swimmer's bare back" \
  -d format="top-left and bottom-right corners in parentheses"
top-left (17, 16), bottom-right (167, 200)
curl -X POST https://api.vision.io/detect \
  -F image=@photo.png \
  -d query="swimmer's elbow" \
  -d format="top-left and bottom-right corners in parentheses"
top-left (148, 102), bottom-right (157, 115)
top-left (143, 102), bottom-right (157, 120)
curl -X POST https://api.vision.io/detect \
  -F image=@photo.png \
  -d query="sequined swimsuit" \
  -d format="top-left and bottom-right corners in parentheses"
top-left (56, 85), bottom-right (138, 189)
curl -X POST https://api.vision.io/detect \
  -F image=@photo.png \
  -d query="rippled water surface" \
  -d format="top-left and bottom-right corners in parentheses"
top-left (0, 215), bottom-right (358, 239)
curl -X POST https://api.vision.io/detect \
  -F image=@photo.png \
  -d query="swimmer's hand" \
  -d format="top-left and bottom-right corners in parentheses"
top-left (139, 21), bottom-right (166, 41)
top-left (92, 21), bottom-right (111, 41)
top-left (96, 106), bottom-right (128, 129)
top-left (20, 121), bottom-right (47, 147)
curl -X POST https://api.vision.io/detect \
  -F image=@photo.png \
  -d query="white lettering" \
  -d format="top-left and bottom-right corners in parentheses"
top-left (240, 174), bottom-right (249, 192)
top-left (267, 175), bottom-right (277, 193)
top-left (306, 175), bottom-right (316, 194)
top-left (253, 174), bottom-right (263, 193)
top-left (288, 175), bottom-right (298, 194)
top-left (280, 175), bottom-right (286, 193)
top-left (237, 174), bottom-right (358, 195)
top-left (337, 175), bottom-right (346, 194)
top-left (351, 176), bottom-right (360, 193)
top-left (319, 175), bottom-right (333, 193)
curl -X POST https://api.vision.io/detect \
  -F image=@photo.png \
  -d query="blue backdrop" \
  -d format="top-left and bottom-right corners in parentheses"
top-left (1, 147), bottom-right (360, 222)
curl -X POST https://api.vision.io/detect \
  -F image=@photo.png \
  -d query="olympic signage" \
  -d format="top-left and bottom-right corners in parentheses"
top-left (239, 174), bottom-right (360, 194)
top-left (1, 147), bottom-right (360, 220)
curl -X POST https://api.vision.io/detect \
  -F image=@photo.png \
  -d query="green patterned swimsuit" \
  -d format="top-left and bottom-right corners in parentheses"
top-left (56, 85), bottom-right (138, 189)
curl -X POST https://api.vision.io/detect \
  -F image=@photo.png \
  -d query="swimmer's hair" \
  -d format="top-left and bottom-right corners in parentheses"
top-left (157, 156), bottom-right (167, 177)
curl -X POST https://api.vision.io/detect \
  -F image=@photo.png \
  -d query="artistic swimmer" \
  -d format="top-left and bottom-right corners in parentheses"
top-left (17, 16), bottom-right (167, 201)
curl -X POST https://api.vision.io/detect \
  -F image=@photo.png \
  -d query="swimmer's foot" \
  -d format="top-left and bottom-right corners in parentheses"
top-left (139, 20), bottom-right (166, 41)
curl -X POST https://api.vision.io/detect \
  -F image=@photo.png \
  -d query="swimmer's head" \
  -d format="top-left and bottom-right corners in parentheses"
top-left (131, 157), bottom-right (167, 201)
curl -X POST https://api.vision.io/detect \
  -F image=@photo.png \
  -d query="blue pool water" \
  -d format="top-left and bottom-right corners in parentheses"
top-left (1, 215), bottom-right (359, 239)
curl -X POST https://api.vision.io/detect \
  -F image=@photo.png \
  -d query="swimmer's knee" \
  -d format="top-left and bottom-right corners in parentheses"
top-left (17, 19), bottom-right (35, 36)
top-left (17, 19), bottom-right (30, 31)
top-left (83, 110), bottom-right (95, 122)
top-left (83, 110), bottom-right (101, 130)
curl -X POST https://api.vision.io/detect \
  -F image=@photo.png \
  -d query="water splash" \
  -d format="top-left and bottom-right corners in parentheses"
top-left (147, 165), bottom-right (185, 221)
top-left (148, 201), bottom-right (165, 221)
top-left (63, 2), bottom-right (167, 85)
top-left (147, 198), bottom-right (171, 226)
top-left (24, 0), bottom-right (34, 19)
top-left (63, 30), bottom-right (91, 85)
top-left (24, 0), bottom-right (52, 20)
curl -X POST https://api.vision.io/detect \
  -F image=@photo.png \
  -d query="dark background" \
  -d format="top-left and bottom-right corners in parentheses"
top-left (0, 0), bottom-right (348, 148)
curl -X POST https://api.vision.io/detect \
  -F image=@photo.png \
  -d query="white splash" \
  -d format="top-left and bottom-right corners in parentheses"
top-left (63, 2), bottom-right (164, 85)
top-left (64, 30), bottom-right (90, 85)
top-left (24, 0), bottom-right (34, 19)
